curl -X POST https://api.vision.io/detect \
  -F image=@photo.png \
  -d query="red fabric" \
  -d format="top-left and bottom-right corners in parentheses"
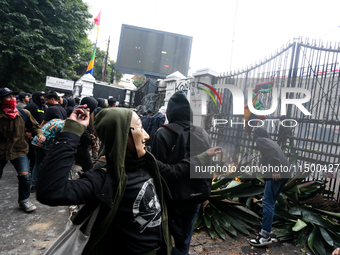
top-left (94, 10), bottom-right (101, 25)
top-left (1, 99), bottom-right (18, 119)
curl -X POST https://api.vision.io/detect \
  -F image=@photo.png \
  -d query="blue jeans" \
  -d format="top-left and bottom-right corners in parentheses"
top-left (0, 155), bottom-right (31, 203)
top-left (31, 146), bottom-right (48, 188)
top-left (171, 204), bottom-right (200, 255)
top-left (261, 179), bottom-right (288, 237)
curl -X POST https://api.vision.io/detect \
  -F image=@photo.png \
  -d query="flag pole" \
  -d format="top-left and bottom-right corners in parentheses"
top-left (86, 10), bottom-right (101, 76)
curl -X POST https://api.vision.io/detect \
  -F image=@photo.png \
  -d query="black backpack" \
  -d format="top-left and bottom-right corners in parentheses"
top-left (161, 122), bottom-right (212, 205)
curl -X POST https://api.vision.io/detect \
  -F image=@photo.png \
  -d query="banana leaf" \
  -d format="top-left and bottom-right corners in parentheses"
top-left (229, 187), bottom-right (264, 198)
top-left (327, 230), bottom-right (340, 247)
top-left (312, 227), bottom-right (326, 255)
top-left (194, 212), bottom-right (203, 229)
top-left (234, 205), bottom-right (261, 219)
top-left (226, 208), bottom-right (261, 227)
top-left (302, 211), bottom-right (339, 233)
top-left (212, 210), bottom-right (231, 228)
top-left (207, 227), bottom-right (216, 239)
top-left (220, 222), bottom-right (237, 237)
top-left (274, 205), bottom-right (298, 220)
top-left (319, 226), bottom-right (334, 247)
top-left (307, 225), bottom-right (317, 254)
top-left (222, 212), bottom-right (250, 235)
top-left (211, 182), bottom-right (251, 195)
top-left (212, 218), bottom-right (226, 240)
top-left (204, 213), bottom-right (212, 229)
top-left (211, 177), bottom-right (231, 190)
top-left (292, 219), bottom-right (307, 232)
top-left (290, 206), bottom-right (340, 220)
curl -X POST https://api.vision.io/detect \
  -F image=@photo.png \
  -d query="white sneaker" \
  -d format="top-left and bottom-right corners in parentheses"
top-left (19, 201), bottom-right (37, 212)
top-left (248, 233), bottom-right (272, 247)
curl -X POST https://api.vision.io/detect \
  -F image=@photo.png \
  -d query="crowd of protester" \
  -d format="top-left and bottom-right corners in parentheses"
top-left (2, 87), bottom-right (338, 255)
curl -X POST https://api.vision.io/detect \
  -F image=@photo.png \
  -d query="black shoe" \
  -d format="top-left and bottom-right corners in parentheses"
top-left (248, 233), bottom-right (272, 247)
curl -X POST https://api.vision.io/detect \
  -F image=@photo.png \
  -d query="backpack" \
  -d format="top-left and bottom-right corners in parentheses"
top-left (150, 113), bottom-right (165, 139)
top-left (31, 119), bottom-right (65, 150)
top-left (141, 115), bottom-right (152, 134)
top-left (17, 108), bottom-right (27, 127)
top-left (161, 122), bottom-right (212, 205)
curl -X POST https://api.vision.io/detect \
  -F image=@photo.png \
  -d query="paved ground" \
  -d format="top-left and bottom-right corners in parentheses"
top-left (0, 162), bottom-right (328, 255)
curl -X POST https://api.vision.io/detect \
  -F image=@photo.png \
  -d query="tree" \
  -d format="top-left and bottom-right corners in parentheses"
top-left (90, 48), bottom-right (122, 84)
top-left (133, 76), bottom-right (146, 88)
top-left (0, 0), bottom-right (93, 92)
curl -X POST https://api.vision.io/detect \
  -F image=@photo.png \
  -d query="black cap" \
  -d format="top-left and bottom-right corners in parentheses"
top-left (0, 87), bottom-right (19, 98)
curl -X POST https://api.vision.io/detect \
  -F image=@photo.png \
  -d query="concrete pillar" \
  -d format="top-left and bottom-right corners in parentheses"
top-left (163, 71), bottom-right (189, 108)
top-left (191, 68), bottom-right (219, 128)
top-left (73, 74), bottom-right (95, 98)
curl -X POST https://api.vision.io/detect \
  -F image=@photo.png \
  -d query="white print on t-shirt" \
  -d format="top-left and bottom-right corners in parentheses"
top-left (132, 178), bottom-right (162, 233)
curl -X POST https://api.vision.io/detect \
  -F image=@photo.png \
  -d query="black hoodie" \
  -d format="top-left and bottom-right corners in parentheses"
top-left (253, 128), bottom-right (291, 179)
top-left (151, 91), bottom-right (209, 214)
top-left (24, 91), bottom-right (46, 124)
top-left (66, 98), bottom-right (75, 117)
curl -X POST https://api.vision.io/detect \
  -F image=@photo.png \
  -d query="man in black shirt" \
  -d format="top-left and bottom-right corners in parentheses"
top-left (40, 91), bottom-right (67, 127)
top-left (31, 91), bottom-right (67, 192)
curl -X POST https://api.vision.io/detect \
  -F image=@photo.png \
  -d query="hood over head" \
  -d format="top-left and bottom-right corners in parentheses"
top-left (80, 97), bottom-right (98, 114)
top-left (67, 97), bottom-right (75, 107)
top-left (97, 98), bottom-right (106, 108)
top-left (94, 108), bottom-right (132, 179)
top-left (61, 98), bottom-right (68, 108)
top-left (31, 91), bottom-right (45, 106)
top-left (166, 91), bottom-right (193, 123)
top-left (253, 127), bottom-right (270, 142)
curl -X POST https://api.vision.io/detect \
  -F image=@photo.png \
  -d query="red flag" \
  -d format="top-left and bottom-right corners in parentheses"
top-left (94, 10), bottom-right (101, 25)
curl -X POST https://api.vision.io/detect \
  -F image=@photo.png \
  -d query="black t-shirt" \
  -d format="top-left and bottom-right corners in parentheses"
top-left (44, 104), bottom-right (67, 122)
top-left (110, 167), bottom-right (162, 253)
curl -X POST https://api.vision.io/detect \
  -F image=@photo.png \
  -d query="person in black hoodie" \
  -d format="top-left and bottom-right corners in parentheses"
top-left (25, 91), bottom-right (46, 171)
top-left (74, 97), bottom-right (97, 172)
top-left (93, 97), bottom-right (106, 116)
top-left (25, 91), bottom-right (46, 125)
top-left (66, 97), bottom-right (75, 117)
top-left (248, 127), bottom-right (290, 247)
top-left (151, 91), bottom-right (211, 255)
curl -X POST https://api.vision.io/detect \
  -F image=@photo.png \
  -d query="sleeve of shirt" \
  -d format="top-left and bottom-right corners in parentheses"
top-left (44, 107), bottom-right (53, 122)
top-left (156, 152), bottom-right (210, 183)
top-left (24, 109), bottom-right (43, 137)
top-left (151, 128), bottom-right (171, 162)
top-left (37, 120), bottom-right (105, 206)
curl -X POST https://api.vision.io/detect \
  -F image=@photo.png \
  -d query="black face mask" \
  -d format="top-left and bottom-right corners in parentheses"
top-left (40, 99), bottom-right (45, 105)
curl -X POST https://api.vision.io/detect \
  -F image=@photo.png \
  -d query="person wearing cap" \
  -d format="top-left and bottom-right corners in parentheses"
top-left (40, 90), bottom-right (67, 127)
top-left (17, 92), bottom-right (29, 109)
top-left (0, 87), bottom-right (45, 212)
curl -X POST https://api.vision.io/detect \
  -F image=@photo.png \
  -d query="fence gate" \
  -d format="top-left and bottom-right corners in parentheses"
top-left (206, 39), bottom-right (340, 200)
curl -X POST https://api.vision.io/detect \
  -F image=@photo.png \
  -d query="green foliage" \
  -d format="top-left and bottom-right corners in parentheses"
top-left (196, 158), bottom-right (339, 255)
top-left (195, 164), bottom-right (263, 239)
top-left (0, 0), bottom-right (93, 92)
top-left (133, 76), bottom-right (146, 88)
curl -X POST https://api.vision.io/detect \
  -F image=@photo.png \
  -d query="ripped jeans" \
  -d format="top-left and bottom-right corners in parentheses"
top-left (0, 155), bottom-right (31, 203)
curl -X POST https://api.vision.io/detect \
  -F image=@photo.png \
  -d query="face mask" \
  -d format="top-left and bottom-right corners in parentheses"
top-left (1, 98), bottom-right (18, 119)
top-left (130, 112), bottom-right (150, 158)
top-left (40, 98), bottom-right (45, 105)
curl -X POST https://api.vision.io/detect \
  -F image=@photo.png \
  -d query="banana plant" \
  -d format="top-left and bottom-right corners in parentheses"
top-left (194, 162), bottom-right (264, 240)
top-left (273, 205), bottom-right (340, 255)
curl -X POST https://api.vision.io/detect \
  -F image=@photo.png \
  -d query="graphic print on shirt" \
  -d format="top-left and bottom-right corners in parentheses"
top-left (132, 178), bottom-right (162, 233)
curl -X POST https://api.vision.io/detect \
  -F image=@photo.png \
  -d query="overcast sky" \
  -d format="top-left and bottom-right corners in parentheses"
top-left (84, 0), bottom-right (340, 76)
